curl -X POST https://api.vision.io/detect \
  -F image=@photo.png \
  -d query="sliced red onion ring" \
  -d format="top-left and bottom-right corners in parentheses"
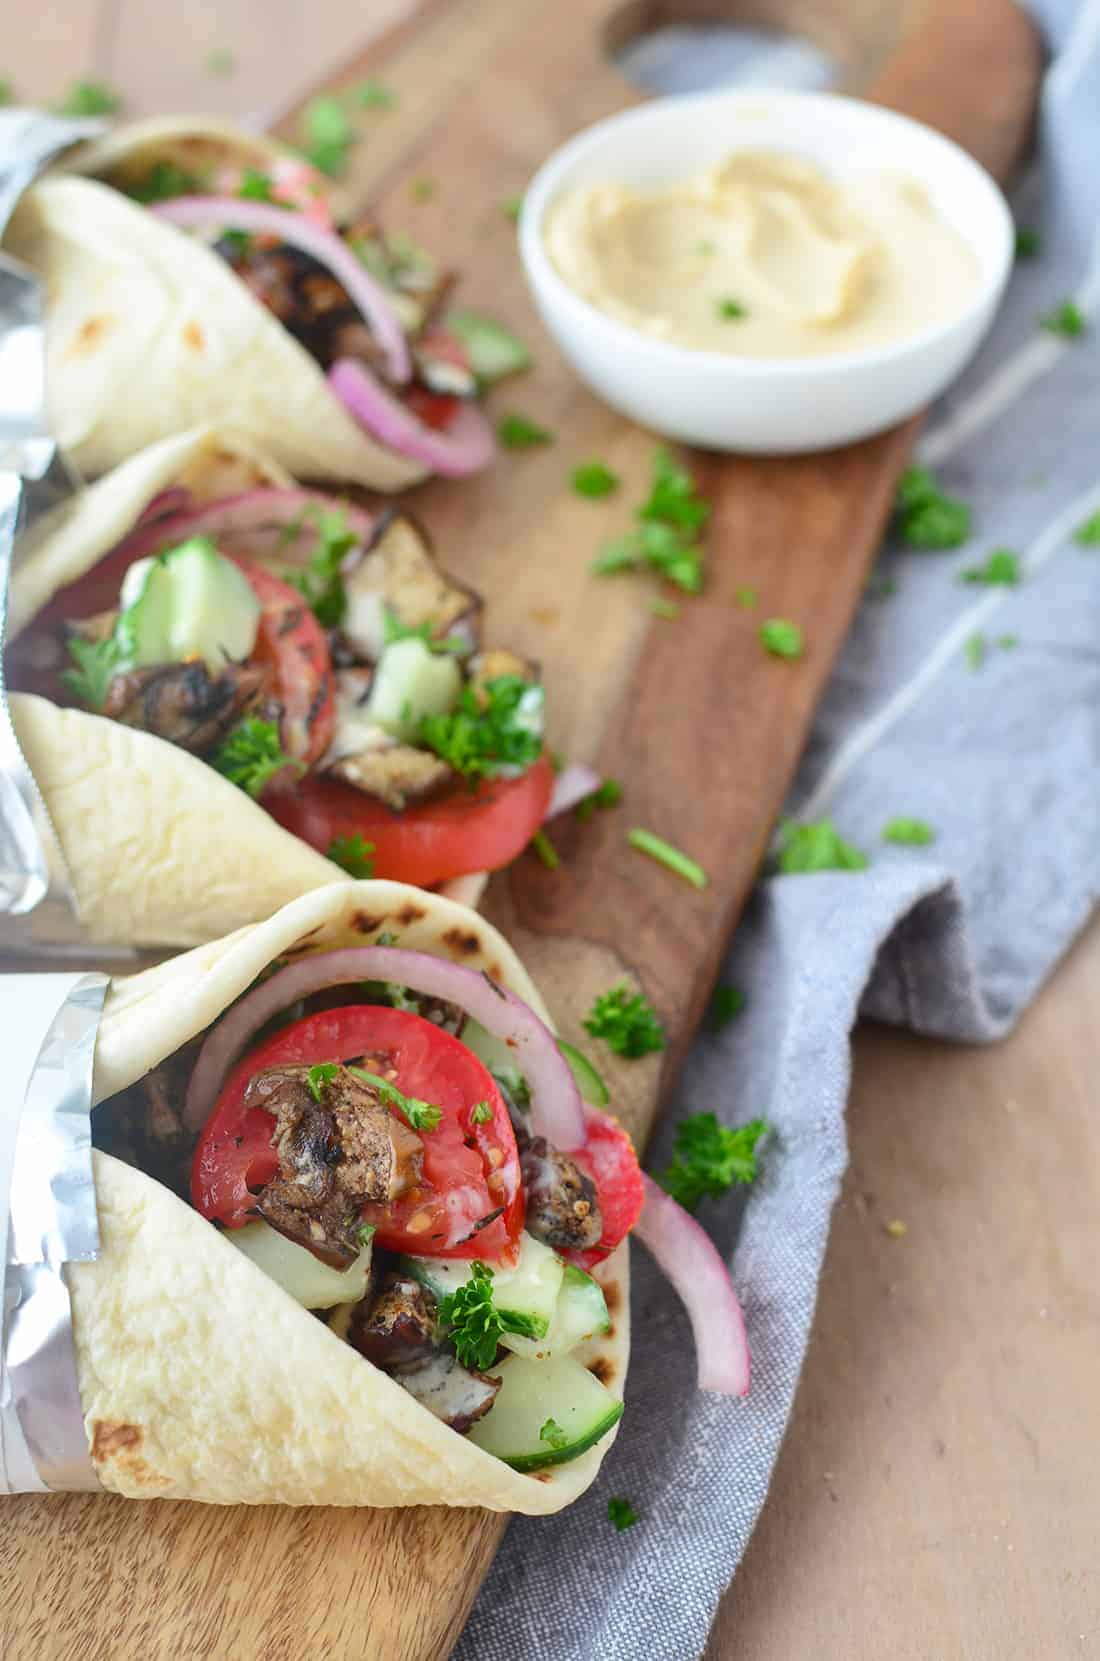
top-left (546, 763), bottom-right (601, 820)
top-left (135, 486), bottom-right (191, 527)
top-left (329, 358), bottom-right (495, 478)
top-left (634, 1174), bottom-right (751, 1397)
top-left (150, 197), bottom-right (410, 385)
top-left (97, 488), bottom-right (375, 579)
top-left (183, 946), bottom-right (586, 1151)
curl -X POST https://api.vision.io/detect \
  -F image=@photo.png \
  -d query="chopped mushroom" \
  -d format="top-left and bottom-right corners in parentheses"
top-left (341, 515), bottom-right (482, 661)
top-left (348, 1273), bottom-right (440, 1371)
top-left (328, 742), bottom-right (453, 811)
top-left (519, 1135), bottom-right (604, 1252)
top-left (392, 1349), bottom-right (501, 1433)
top-left (102, 662), bottom-right (264, 754)
top-left (248, 1065), bottom-right (423, 1267)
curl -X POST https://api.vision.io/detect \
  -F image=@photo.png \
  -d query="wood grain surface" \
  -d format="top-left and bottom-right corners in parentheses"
top-left (0, 3), bottom-right (1058, 1660)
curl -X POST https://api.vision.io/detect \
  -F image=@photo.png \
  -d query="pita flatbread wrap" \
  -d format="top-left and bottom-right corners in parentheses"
top-left (3, 117), bottom-right (425, 488)
top-left (77, 880), bottom-right (629, 1510)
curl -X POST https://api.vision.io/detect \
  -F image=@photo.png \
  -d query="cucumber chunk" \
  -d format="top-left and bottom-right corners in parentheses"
top-left (467, 1353), bottom-right (622, 1471)
top-left (556, 1039), bottom-right (610, 1108)
top-left (115, 555), bottom-right (174, 666)
top-left (404, 1230), bottom-right (563, 1340)
top-left (363, 637), bottom-right (462, 741)
top-left (225, 1220), bottom-right (373, 1309)
top-left (115, 537), bottom-right (260, 672)
top-left (446, 310), bottom-right (531, 383)
top-left (501, 1263), bottom-right (610, 1360)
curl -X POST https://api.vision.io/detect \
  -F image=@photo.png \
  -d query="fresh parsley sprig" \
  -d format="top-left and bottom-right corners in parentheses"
top-left (576, 778), bottom-right (622, 821)
top-left (498, 413), bottom-right (553, 449)
top-left (302, 95), bottom-right (354, 176)
top-left (607, 1497), bottom-right (639, 1531)
top-left (210, 718), bottom-right (303, 799)
top-left (437, 1262), bottom-right (503, 1371)
top-left (286, 507), bottom-right (358, 627)
top-left (60, 635), bottom-right (122, 711)
top-left (419, 675), bottom-right (543, 782)
top-left (883, 818), bottom-right (935, 845)
top-left (55, 80), bottom-right (122, 116)
top-left (959, 548), bottom-right (1019, 586)
top-left (584, 984), bottom-right (665, 1059)
top-left (348, 1067), bottom-right (443, 1131)
top-left (382, 607), bottom-right (467, 655)
top-left (306, 1062), bottom-right (339, 1103)
top-left (593, 448), bottom-right (710, 594)
top-left (760, 618), bottom-right (804, 660)
top-left (326, 833), bottom-right (375, 877)
top-left (658, 1113), bottom-right (770, 1213)
top-left (894, 467), bottom-right (971, 551)
top-left (776, 820), bottom-right (868, 874)
top-left (539, 1417), bottom-right (569, 1450)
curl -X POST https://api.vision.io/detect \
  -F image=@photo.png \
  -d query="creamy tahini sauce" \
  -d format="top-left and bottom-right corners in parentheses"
top-left (544, 151), bottom-right (980, 358)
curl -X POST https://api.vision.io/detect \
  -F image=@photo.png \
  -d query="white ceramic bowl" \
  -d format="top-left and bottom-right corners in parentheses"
top-left (519, 90), bottom-right (1013, 454)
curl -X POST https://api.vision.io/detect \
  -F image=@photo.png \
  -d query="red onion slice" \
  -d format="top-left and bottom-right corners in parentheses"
top-left (150, 196), bottom-right (410, 385)
top-left (135, 486), bottom-right (191, 527)
top-left (546, 763), bottom-right (601, 820)
top-left (328, 358), bottom-right (495, 478)
top-left (634, 1174), bottom-right (751, 1396)
top-left (183, 945), bottom-right (586, 1151)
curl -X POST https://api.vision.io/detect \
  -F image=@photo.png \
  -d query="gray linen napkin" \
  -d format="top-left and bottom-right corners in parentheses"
top-left (458, 4), bottom-right (1099, 1655)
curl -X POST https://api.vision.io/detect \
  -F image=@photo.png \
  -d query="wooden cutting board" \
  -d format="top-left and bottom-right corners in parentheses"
top-left (0, 1), bottom-right (1041, 1657)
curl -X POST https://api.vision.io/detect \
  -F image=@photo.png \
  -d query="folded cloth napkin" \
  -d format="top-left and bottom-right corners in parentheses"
top-left (457, 1), bottom-right (1099, 1656)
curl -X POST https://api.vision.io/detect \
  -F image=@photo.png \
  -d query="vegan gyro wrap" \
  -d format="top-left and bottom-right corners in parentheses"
top-left (3, 116), bottom-right (524, 488)
top-left (5, 428), bottom-right (560, 947)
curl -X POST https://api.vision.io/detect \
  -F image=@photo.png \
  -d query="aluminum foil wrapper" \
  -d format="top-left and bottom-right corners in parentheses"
top-left (0, 971), bottom-right (107, 1493)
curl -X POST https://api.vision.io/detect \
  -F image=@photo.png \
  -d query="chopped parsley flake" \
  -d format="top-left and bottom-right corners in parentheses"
top-left (60, 634), bottom-right (122, 711)
top-left (498, 412), bottom-right (553, 449)
top-left (716, 297), bottom-right (748, 320)
top-left (539, 1417), bottom-right (569, 1450)
top-left (883, 818), bottom-right (935, 846)
top-left (0, 78), bottom-right (14, 107)
top-left (326, 833), bottom-right (375, 877)
top-left (576, 778), bottom-right (622, 821)
top-left (628, 827), bottom-right (708, 889)
top-left (1015, 227), bottom-right (1040, 258)
top-left (131, 160), bottom-right (203, 203)
top-left (584, 983), bottom-right (665, 1059)
top-left (572, 461), bottom-right (620, 499)
top-left (760, 618), bottom-right (804, 660)
top-left (210, 718), bottom-right (302, 799)
top-left (286, 506), bottom-right (358, 626)
top-left (734, 585), bottom-right (758, 608)
top-left (1074, 511), bottom-right (1100, 546)
top-left (357, 1222), bottom-right (377, 1246)
top-left (1041, 299), bottom-right (1086, 338)
top-left (355, 81), bottom-right (396, 108)
top-left (470, 1101), bottom-right (493, 1125)
top-left (348, 1068), bottom-right (443, 1131)
top-left (777, 820), bottom-right (868, 874)
top-left (658, 1113), bottom-right (770, 1213)
top-left (964, 632), bottom-right (987, 671)
top-left (710, 985), bottom-right (745, 1030)
top-left (382, 607), bottom-right (466, 655)
top-left (608, 1497), bottom-right (639, 1531)
top-left (238, 167), bottom-right (275, 202)
top-left (55, 80), bottom-right (122, 116)
top-left (204, 48), bottom-right (236, 77)
top-left (895, 467), bottom-right (971, 550)
top-left (530, 829), bottom-right (560, 870)
top-left (302, 95), bottom-right (354, 176)
top-left (502, 195), bottom-right (524, 223)
top-left (438, 1262), bottom-right (502, 1371)
top-left (419, 675), bottom-right (543, 781)
top-left (593, 448), bottom-right (710, 595)
top-left (306, 1062), bottom-right (338, 1102)
top-left (410, 176), bottom-right (436, 202)
top-left (650, 596), bottom-right (679, 619)
top-left (960, 548), bottom-right (1020, 586)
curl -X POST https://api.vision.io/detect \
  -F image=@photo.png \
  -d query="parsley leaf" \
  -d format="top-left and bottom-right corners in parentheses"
top-left (60, 634), bottom-right (122, 711)
top-left (539, 1417), bottom-right (569, 1450)
top-left (411, 176), bottom-right (435, 202)
top-left (608, 1497), bottom-right (639, 1531)
top-left (55, 80), bottom-right (122, 116)
top-left (530, 829), bottom-right (559, 869)
top-left (205, 48), bottom-right (237, 77)
top-left (584, 984), bottom-right (665, 1059)
top-left (437, 1262), bottom-right (502, 1371)
top-left (658, 1113), bottom-right (769, 1213)
top-left (306, 1062), bottom-right (338, 1102)
top-left (964, 632), bottom-right (986, 671)
top-left (419, 676), bottom-right (543, 782)
top-left (716, 297), bottom-right (748, 320)
top-left (470, 1101), bottom-right (493, 1125)
top-left (238, 166), bottom-right (275, 202)
top-left (894, 466), bottom-right (971, 550)
top-left (883, 817), bottom-right (935, 845)
top-left (302, 95), bottom-right (354, 176)
top-left (593, 448), bottom-right (710, 594)
top-left (210, 718), bottom-right (302, 799)
top-left (347, 1067), bottom-right (443, 1131)
top-left (710, 985), bottom-right (745, 1030)
top-left (355, 81), bottom-right (396, 108)
top-left (286, 507), bottom-right (357, 626)
top-left (1041, 299), bottom-right (1086, 339)
top-left (628, 827), bottom-right (708, 889)
top-left (650, 596), bottom-right (679, 619)
top-left (777, 820), bottom-right (868, 874)
top-left (734, 584), bottom-right (758, 608)
top-left (357, 1222), bottom-right (377, 1247)
top-left (1074, 511), bottom-right (1100, 546)
top-left (760, 618), bottom-right (804, 659)
top-left (326, 833), bottom-right (375, 877)
top-left (641, 448), bottom-right (710, 535)
top-left (130, 160), bottom-right (203, 203)
top-left (572, 461), bottom-right (620, 499)
top-left (498, 413), bottom-right (553, 449)
top-left (1015, 227), bottom-right (1040, 259)
top-left (382, 608), bottom-right (466, 655)
top-left (576, 778), bottom-right (622, 821)
top-left (501, 195), bottom-right (524, 223)
top-left (960, 548), bottom-right (1019, 586)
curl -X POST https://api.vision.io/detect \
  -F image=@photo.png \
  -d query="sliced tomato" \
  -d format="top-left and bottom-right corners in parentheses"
top-left (191, 1005), bottom-right (523, 1263)
top-left (403, 384), bottom-right (462, 431)
top-left (567, 1109), bottom-right (646, 1272)
top-left (230, 557), bottom-right (335, 767)
top-left (266, 752), bottom-right (555, 886)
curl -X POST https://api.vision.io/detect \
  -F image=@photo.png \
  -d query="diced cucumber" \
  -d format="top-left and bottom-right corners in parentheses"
top-left (501, 1263), bottom-right (610, 1361)
top-left (225, 1220), bottom-right (373, 1309)
top-left (403, 1230), bottom-right (563, 1340)
top-left (363, 637), bottom-right (462, 741)
top-left (467, 1353), bottom-right (622, 1471)
top-left (556, 1039), bottom-right (610, 1108)
top-left (446, 310), bottom-right (531, 384)
top-left (115, 537), bottom-right (260, 672)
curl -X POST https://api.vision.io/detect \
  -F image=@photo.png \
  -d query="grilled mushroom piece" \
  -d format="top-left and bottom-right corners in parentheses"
top-left (342, 515), bottom-right (482, 662)
top-left (519, 1135), bottom-right (604, 1252)
top-left (348, 1273), bottom-right (440, 1371)
top-left (101, 661), bottom-right (264, 754)
top-left (328, 743), bottom-right (453, 811)
top-left (393, 1350), bottom-right (501, 1434)
top-left (248, 1065), bottom-right (423, 1268)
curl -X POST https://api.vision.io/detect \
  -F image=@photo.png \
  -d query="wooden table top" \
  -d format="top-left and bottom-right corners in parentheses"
top-left (7, 6), bottom-right (1099, 1659)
